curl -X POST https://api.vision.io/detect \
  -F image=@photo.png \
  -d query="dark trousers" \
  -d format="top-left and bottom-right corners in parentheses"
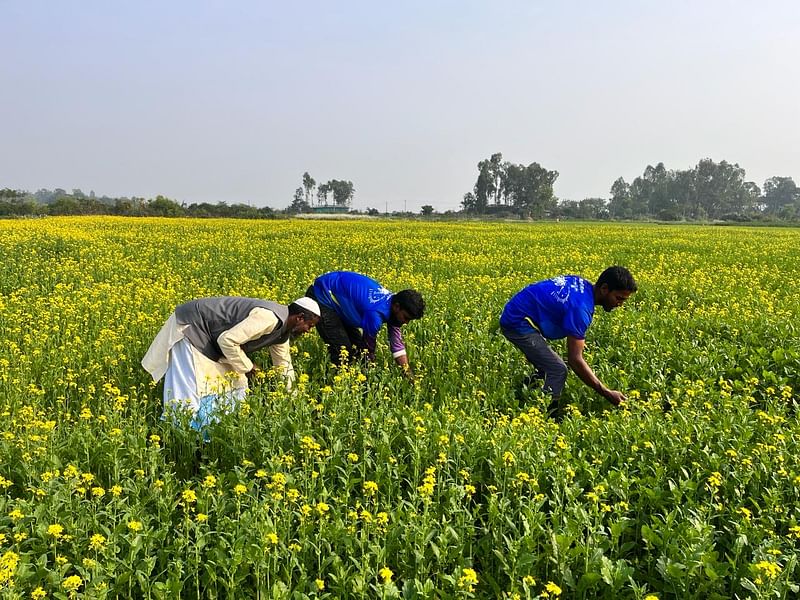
top-left (306, 286), bottom-right (367, 366)
top-left (501, 327), bottom-right (568, 402)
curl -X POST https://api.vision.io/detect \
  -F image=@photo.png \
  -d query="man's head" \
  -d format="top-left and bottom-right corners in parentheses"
top-left (389, 289), bottom-right (425, 326)
top-left (287, 297), bottom-right (321, 334)
top-left (595, 266), bottom-right (637, 312)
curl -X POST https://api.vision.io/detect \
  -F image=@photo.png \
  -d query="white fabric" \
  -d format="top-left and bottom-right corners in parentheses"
top-left (141, 313), bottom-right (187, 383)
top-left (142, 307), bottom-right (296, 407)
top-left (163, 338), bottom-right (247, 431)
top-left (162, 337), bottom-right (203, 415)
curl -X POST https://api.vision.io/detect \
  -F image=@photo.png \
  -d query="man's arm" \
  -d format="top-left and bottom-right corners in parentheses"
top-left (388, 324), bottom-right (413, 379)
top-left (269, 341), bottom-right (296, 390)
top-left (217, 308), bottom-right (280, 374)
top-left (566, 336), bottom-right (625, 406)
top-left (359, 311), bottom-right (385, 362)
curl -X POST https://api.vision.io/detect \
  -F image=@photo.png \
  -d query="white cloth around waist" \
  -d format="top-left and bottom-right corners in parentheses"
top-left (141, 312), bottom-right (248, 396)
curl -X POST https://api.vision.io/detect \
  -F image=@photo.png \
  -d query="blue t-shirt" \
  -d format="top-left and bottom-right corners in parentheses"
top-left (312, 272), bottom-right (406, 358)
top-left (500, 275), bottom-right (595, 340)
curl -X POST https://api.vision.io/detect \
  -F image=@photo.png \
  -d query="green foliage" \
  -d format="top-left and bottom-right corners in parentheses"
top-left (0, 219), bottom-right (799, 598)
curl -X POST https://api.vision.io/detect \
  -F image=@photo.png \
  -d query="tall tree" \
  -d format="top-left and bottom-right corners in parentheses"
top-left (331, 180), bottom-right (355, 206)
top-left (302, 172), bottom-right (316, 206)
top-left (317, 180), bottom-right (355, 207)
top-left (642, 163), bottom-right (670, 217)
top-left (691, 159), bottom-right (750, 218)
top-left (608, 177), bottom-right (633, 219)
top-left (473, 162), bottom-right (493, 213)
top-left (488, 152), bottom-right (504, 205)
top-left (317, 183), bottom-right (330, 205)
top-left (762, 176), bottom-right (800, 215)
top-left (509, 162), bottom-right (559, 218)
top-left (663, 169), bottom-right (693, 220)
top-left (502, 163), bottom-right (524, 206)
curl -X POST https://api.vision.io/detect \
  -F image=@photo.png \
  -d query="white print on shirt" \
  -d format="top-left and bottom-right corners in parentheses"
top-left (550, 276), bottom-right (584, 304)
top-left (368, 287), bottom-right (393, 304)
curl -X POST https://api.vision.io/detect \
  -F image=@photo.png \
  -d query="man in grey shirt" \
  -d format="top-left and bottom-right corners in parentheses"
top-left (142, 296), bottom-right (320, 432)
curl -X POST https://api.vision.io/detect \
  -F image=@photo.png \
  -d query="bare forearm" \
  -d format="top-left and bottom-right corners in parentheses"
top-left (568, 355), bottom-right (608, 396)
top-left (566, 336), bottom-right (624, 406)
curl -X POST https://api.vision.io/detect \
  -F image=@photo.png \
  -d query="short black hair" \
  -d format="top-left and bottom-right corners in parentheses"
top-left (596, 266), bottom-right (637, 292)
top-left (392, 289), bottom-right (425, 319)
top-left (288, 302), bottom-right (319, 321)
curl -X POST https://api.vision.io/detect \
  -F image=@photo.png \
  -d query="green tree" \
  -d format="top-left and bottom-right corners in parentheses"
top-left (762, 176), bottom-right (799, 215)
top-left (0, 189), bottom-right (39, 216)
top-left (579, 197), bottom-right (609, 219)
top-left (48, 196), bottom-right (82, 215)
top-left (147, 195), bottom-right (184, 217)
top-left (642, 163), bottom-right (670, 217)
top-left (508, 162), bottom-right (558, 218)
top-left (290, 187), bottom-right (310, 213)
top-left (608, 177), bottom-right (633, 219)
top-left (488, 152), bottom-right (504, 205)
top-left (473, 161), bottom-right (493, 213)
top-left (666, 169), bottom-right (695, 220)
top-left (332, 180), bottom-right (355, 206)
top-left (461, 192), bottom-right (477, 213)
top-left (317, 183), bottom-right (330, 205)
top-left (302, 172), bottom-right (316, 206)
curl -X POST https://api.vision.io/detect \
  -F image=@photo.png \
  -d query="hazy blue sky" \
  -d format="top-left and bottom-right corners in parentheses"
top-left (2, 1), bottom-right (798, 212)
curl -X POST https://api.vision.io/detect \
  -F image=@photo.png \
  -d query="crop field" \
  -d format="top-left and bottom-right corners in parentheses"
top-left (1, 217), bottom-right (799, 599)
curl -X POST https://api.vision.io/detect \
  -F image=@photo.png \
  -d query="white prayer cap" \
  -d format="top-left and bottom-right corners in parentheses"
top-left (292, 297), bottom-right (321, 317)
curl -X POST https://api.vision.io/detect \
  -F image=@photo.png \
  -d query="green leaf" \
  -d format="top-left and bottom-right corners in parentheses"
top-left (577, 572), bottom-right (602, 592)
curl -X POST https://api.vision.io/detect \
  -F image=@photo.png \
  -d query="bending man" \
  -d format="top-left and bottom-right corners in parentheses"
top-left (142, 296), bottom-right (320, 432)
top-left (306, 271), bottom-right (424, 377)
top-left (500, 266), bottom-right (637, 420)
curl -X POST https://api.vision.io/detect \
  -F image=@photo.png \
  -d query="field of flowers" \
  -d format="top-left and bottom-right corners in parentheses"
top-left (1, 216), bottom-right (799, 599)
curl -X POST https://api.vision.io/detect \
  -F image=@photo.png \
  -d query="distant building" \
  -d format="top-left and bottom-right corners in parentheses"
top-left (311, 204), bottom-right (350, 214)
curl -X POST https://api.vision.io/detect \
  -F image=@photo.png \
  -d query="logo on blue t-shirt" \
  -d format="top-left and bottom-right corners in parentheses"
top-left (368, 287), bottom-right (392, 304)
top-left (501, 275), bottom-right (594, 340)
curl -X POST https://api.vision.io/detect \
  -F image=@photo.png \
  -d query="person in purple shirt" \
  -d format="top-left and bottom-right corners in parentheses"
top-left (500, 266), bottom-right (637, 420)
top-left (307, 271), bottom-right (425, 378)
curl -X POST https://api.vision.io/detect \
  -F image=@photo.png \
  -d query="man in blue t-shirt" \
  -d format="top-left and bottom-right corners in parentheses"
top-left (307, 271), bottom-right (425, 378)
top-left (500, 266), bottom-right (637, 420)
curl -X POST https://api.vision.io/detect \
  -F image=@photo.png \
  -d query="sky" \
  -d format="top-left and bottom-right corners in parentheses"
top-left (1, 1), bottom-right (798, 212)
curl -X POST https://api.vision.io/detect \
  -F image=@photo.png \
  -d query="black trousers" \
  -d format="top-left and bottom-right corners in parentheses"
top-left (501, 326), bottom-right (568, 400)
top-left (306, 286), bottom-right (367, 365)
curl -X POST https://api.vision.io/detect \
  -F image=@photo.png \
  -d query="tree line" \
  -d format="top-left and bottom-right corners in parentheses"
top-left (3, 158), bottom-right (798, 221)
top-left (0, 188), bottom-right (279, 219)
top-left (463, 153), bottom-right (800, 221)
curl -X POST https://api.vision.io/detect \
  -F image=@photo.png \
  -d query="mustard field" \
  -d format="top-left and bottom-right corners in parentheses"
top-left (1, 217), bottom-right (799, 599)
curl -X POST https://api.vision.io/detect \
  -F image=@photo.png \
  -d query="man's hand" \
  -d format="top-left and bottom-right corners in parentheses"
top-left (246, 365), bottom-right (262, 382)
top-left (603, 389), bottom-right (626, 407)
top-left (395, 354), bottom-right (415, 382)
